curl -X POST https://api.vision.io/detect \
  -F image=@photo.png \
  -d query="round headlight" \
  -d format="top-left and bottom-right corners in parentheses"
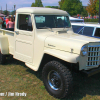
top-left (81, 46), bottom-right (88, 56)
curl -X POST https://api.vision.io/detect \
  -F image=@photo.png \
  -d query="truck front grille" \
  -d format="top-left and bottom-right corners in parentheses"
top-left (87, 46), bottom-right (100, 67)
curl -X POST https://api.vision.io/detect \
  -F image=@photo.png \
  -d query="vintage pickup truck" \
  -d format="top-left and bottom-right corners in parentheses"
top-left (0, 7), bottom-right (100, 99)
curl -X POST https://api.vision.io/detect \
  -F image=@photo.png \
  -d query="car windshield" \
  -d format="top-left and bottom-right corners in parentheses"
top-left (35, 15), bottom-right (71, 29)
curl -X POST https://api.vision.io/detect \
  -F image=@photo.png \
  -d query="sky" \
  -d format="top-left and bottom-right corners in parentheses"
top-left (0, 0), bottom-right (89, 11)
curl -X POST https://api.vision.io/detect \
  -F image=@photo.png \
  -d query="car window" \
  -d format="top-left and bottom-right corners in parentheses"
top-left (35, 16), bottom-right (45, 23)
top-left (35, 15), bottom-right (71, 29)
top-left (83, 26), bottom-right (94, 36)
top-left (94, 28), bottom-right (100, 37)
top-left (17, 14), bottom-right (33, 31)
top-left (72, 25), bottom-right (84, 33)
top-left (78, 28), bottom-right (84, 34)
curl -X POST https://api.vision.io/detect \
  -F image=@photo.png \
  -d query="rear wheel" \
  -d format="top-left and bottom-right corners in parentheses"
top-left (42, 61), bottom-right (73, 99)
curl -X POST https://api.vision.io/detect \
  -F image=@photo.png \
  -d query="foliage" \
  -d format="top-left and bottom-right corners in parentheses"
top-left (10, 11), bottom-right (16, 15)
top-left (31, 3), bottom-right (35, 7)
top-left (84, 18), bottom-right (98, 22)
top-left (45, 6), bottom-right (59, 9)
top-left (86, 0), bottom-right (98, 17)
top-left (59, 0), bottom-right (83, 16)
top-left (3, 10), bottom-right (10, 16)
top-left (81, 8), bottom-right (88, 17)
top-left (96, 0), bottom-right (99, 13)
top-left (31, 0), bottom-right (43, 7)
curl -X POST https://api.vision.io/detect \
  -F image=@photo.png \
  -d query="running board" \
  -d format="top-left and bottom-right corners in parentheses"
top-left (25, 63), bottom-right (38, 71)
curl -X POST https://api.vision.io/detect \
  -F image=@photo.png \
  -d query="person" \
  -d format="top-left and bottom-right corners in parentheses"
top-left (4, 16), bottom-right (6, 21)
top-left (0, 17), bottom-right (3, 21)
top-left (6, 17), bottom-right (14, 28)
top-left (57, 18), bottom-right (64, 27)
top-left (0, 17), bottom-right (3, 28)
top-left (5, 16), bottom-right (9, 28)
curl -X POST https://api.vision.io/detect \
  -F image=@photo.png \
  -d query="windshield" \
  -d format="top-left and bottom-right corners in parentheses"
top-left (35, 15), bottom-right (71, 29)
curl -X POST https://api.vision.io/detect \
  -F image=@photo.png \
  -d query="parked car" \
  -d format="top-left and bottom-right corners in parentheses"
top-left (71, 23), bottom-right (100, 38)
top-left (68, 13), bottom-right (84, 23)
top-left (69, 17), bottom-right (84, 23)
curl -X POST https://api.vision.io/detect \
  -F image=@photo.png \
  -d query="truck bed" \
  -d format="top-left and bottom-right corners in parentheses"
top-left (0, 28), bottom-right (15, 55)
top-left (5, 28), bottom-right (14, 31)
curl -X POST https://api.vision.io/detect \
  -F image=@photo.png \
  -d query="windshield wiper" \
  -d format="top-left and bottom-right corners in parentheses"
top-left (39, 26), bottom-right (52, 31)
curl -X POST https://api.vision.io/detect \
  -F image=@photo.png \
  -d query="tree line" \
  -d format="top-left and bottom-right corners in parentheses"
top-left (31, 0), bottom-right (99, 17)
top-left (2, 0), bottom-right (99, 17)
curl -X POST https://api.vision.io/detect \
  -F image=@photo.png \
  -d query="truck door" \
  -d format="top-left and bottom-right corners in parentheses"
top-left (14, 13), bottom-right (34, 63)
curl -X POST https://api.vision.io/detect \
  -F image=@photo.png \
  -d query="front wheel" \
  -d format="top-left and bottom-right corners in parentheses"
top-left (42, 61), bottom-right (73, 99)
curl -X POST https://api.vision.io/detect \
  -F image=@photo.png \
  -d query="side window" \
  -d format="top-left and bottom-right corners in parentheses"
top-left (17, 14), bottom-right (33, 31)
top-left (78, 28), bottom-right (84, 34)
top-left (95, 28), bottom-right (100, 37)
top-left (83, 27), bottom-right (94, 36)
top-left (72, 25), bottom-right (84, 33)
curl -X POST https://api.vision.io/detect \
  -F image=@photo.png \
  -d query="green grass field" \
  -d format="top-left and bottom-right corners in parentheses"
top-left (0, 57), bottom-right (100, 100)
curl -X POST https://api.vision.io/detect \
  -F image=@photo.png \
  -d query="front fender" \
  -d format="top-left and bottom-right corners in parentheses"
top-left (0, 35), bottom-right (9, 54)
top-left (44, 48), bottom-right (80, 63)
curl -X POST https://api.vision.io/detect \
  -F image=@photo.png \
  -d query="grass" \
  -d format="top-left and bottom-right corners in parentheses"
top-left (0, 57), bottom-right (100, 100)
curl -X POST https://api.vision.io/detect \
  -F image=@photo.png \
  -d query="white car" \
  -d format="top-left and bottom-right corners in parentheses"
top-left (69, 17), bottom-right (84, 23)
top-left (71, 23), bottom-right (100, 37)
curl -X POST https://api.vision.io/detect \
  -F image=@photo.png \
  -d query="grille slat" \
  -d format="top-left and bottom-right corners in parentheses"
top-left (87, 60), bottom-right (99, 62)
top-left (87, 46), bottom-right (100, 67)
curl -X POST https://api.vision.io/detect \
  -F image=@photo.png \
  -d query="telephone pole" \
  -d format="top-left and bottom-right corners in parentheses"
top-left (6, 4), bottom-right (7, 16)
top-left (14, 4), bottom-right (16, 15)
top-left (1, 6), bottom-right (2, 14)
top-left (99, 0), bottom-right (100, 24)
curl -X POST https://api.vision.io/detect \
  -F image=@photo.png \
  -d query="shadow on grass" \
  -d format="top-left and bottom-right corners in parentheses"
top-left (6, 56), bottom-right (43, 80)
top-left (61, 72), bottom-right (100, 100)
top-left (5, 57), bottom-right (100, 100)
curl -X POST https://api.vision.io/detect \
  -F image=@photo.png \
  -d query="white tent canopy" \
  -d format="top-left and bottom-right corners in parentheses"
top-left (0, 13), bottom-right (6, 17)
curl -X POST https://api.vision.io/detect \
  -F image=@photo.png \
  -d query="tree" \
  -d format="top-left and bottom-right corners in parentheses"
top-left (3, 10), bottom-right (10, 16)
top-left (31, 3), bottom-right (35, 7)
top-left (86, 0), bottom-right (98, 17)
top-left (81, 8), bottom-right (88, 17)
top-left (45, 6), bottom-right (59, 9)
top-left (59, 0), bottom-right (83, 16)
top-left (31, 0), bottom-right (43, 7)
top-left (96, 0), bottom-right (99, 13)
top-left (10, 11), bottom-right (16, 15)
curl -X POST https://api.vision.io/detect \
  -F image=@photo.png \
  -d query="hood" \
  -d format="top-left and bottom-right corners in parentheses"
top-left (45, 32), bottom-right (100, 54)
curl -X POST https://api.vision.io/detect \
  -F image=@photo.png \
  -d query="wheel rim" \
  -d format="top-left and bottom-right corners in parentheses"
top-left (48, 70), bottom-right (62, 90)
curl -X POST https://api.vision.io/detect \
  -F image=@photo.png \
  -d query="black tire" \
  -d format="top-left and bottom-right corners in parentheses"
top-left (0, 51), bottom-right (6, 64)
top-left (42, 61), bottom-right (73, 99)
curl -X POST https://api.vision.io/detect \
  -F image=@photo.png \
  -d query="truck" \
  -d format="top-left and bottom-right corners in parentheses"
top-left (0, 7), bottom-right (100, 99)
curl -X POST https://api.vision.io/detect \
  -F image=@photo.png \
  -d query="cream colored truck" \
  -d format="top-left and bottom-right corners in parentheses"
top-left (0, 7), bottom-right (100, 99)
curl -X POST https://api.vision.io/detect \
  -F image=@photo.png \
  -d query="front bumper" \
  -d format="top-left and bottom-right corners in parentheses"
top-left (81, 66), bottom-right (100, 77)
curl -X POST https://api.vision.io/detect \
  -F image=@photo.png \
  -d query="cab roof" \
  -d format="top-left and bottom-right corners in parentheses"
top-left (16, 7), bottom-right (68, 15)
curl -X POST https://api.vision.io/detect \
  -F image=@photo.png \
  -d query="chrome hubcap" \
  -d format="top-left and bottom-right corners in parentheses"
top-left (48, 70), bottom-right (61, 90)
